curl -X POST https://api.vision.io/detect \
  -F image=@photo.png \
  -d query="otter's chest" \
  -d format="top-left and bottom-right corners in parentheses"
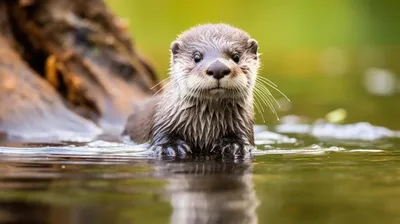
top-left (177, 103), bottom-right (242, 148)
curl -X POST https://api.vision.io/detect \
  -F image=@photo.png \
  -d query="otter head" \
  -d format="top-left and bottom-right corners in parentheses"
top-left (169, 24), bottom-right (260, 100)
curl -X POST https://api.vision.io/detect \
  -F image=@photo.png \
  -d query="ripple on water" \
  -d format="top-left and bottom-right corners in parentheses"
top-left (0, 140), bottom-right (151, 159)
top-left (0, 122), bottom-right (397, 158)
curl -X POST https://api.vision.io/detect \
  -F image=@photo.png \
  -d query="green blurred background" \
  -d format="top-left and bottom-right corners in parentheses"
top-left (107, 0), bottom-right (400, 129)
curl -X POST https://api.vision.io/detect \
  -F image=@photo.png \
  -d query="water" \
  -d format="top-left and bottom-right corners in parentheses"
top-left (1, 123), bottom-right (399, 224)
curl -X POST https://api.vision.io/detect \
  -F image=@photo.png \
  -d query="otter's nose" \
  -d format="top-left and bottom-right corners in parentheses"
top-left (206, 61), bottom-right (231, 80)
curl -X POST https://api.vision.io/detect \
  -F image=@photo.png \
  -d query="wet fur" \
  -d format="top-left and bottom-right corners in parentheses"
top-left (123, 24), bottom-right (260, 156)
top-left (151, 94), bottom-right (255, 152)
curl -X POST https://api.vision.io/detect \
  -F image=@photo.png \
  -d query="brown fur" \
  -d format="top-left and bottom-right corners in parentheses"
top-left (122, 96), bottom-right (159, 143)
top-left (123, 24), bottom-right (260, 156)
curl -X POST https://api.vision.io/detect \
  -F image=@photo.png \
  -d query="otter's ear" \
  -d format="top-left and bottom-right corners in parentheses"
top-left (170, 40), bottom-right (182, 56)
top-left (248, 39), bottom-right (258, 54)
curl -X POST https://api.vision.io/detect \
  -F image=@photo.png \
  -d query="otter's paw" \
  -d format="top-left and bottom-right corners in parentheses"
top-left (212, 138), bottom-right (252, 156)
top-left (150, 140), bottom-right (192, 158)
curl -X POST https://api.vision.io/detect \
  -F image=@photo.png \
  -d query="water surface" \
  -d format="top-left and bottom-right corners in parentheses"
top-left (1, 123), bottom-right (399, 224)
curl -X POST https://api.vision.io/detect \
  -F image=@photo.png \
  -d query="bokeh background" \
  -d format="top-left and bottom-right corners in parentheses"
top-left (107, 0), bottom-right (400, 129)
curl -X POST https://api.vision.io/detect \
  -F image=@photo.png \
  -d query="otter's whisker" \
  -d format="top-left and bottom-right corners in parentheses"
top-left (253, 91), bottom-right (265, 112)
top-left (151, 77), bottom-right (170, 90)
top-left (153, 82), bottom-right (170, 96)
top-left (253, 94), bottom-right (268, 123)
top-left (257, 76), bottom-right (278, 87)
top-left (254, 86), bottom-right (275, 111)
top-left (255, 80), bottom-right (281, 108)
top-left (254, 85), bottom-right (276, 110)
top-left (257, 77), bottom-right (290, 102)
top-left (252, 90), bottom-right (266, 123)
top-left (257, 87), bottom-right (279, 118)
top-left (254, 85), bottom-right (279, 121)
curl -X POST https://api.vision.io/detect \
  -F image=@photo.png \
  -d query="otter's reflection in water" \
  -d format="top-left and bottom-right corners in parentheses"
top-left (0, 154), bottom-right (259, 224)
top-left (154, 158), bottom-right (259, 224)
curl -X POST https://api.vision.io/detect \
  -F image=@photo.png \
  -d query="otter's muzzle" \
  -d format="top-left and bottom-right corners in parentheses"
top-left (206, 61), bottom-right (231, 80)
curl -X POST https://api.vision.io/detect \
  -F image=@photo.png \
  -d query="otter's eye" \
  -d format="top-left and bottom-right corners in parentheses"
top-left (193, 52), bottom-right (202, 63)
top-left (232, 54), bottom-right (240, 63)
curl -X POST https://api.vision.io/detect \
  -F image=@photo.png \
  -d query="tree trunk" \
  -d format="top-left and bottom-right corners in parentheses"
top-left (0, 0), bottom-right (158, 140)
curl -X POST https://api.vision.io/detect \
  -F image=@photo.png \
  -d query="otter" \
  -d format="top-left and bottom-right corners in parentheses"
top-left (123, 24), bottom-right (260, 157)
